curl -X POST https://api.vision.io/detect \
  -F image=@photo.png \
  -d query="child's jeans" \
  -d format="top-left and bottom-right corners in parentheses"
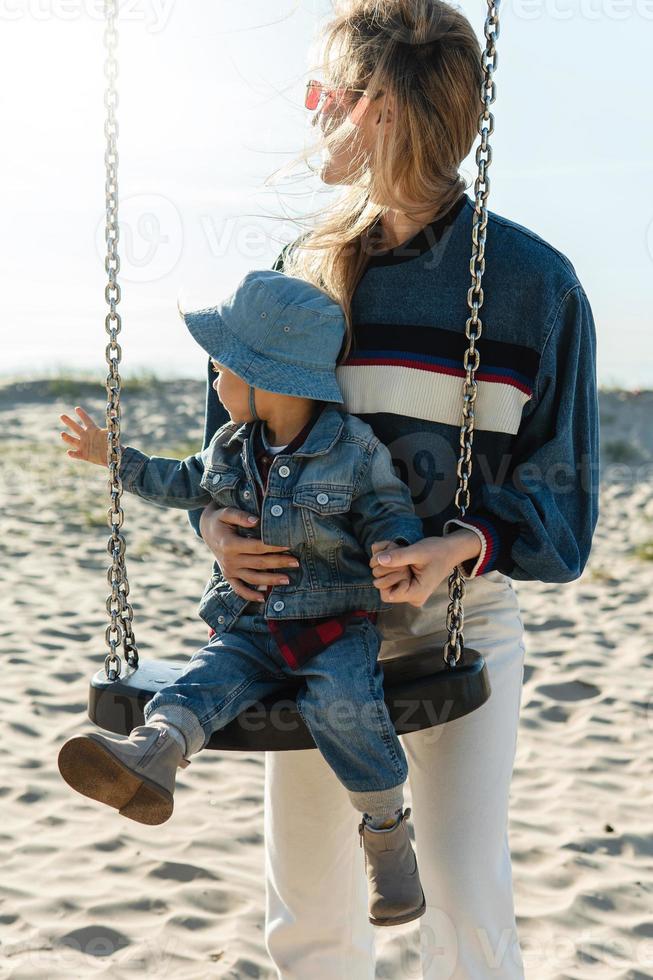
top-left (142, 610), bottom-right (408, 798)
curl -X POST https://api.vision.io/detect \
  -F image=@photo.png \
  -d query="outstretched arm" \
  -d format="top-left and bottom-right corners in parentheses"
top-left (60, 404), bottom-right (212, 511)
top-left (117, 446), bottom-right (212, 511)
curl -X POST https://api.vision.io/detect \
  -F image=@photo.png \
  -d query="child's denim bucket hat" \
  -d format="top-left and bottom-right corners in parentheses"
top-left (179, 269), bottom-right (346, 404)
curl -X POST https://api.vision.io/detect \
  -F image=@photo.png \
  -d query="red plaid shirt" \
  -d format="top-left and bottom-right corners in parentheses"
top-left (209, 405), bottom-right (377, 670)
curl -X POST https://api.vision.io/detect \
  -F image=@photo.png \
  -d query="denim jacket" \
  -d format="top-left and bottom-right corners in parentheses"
top-left (119, 403), bottom-right (424, 636)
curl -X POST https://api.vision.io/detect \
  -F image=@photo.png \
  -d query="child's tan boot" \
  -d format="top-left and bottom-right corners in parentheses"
top-left (58, 724), bottom-right (190, 825)
top-left (357, 806), bottom-right (426, 926)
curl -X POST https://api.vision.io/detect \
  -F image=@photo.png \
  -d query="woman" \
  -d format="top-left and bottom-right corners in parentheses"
top-left (189, 1), bottom-right (600, 976)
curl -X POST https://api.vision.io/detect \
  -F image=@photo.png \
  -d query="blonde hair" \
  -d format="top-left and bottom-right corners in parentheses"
top-left (270, 0), bottom-right (484, 360)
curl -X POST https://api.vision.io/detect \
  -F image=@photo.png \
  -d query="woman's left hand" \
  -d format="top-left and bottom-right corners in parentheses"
top-left (369, 531), bottom-right (482, 606)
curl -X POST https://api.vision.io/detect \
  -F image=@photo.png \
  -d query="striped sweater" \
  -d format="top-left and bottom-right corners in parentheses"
top-left (189, 192), bottom-right (600, 583)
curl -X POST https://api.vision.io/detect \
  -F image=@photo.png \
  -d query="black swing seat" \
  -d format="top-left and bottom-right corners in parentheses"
top-left (88, 646), bottom-right (490, 752)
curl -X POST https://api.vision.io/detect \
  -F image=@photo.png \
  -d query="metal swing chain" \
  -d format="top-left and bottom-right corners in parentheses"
top-left (103, 0), bottom-right (138, 681)
top-left (443, 0), bottom-right (500, 668)
top-left (99, 1), bottom-right (496, 677)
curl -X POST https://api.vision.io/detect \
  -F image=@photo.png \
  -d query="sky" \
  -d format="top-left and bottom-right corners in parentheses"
top-left (1, 0), bottom-right (651, 388)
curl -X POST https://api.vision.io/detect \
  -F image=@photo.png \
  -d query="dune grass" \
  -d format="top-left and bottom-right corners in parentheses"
top-left (44, 369), bottom-right (162, 400)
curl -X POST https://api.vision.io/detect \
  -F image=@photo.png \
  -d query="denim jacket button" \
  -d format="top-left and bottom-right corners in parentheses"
top-left (212, 474), bottom-right (221, 485)
top-left (243, 490), bottom-right (251, 499)
top-left (273, 600), bottom-right (285, 612)
top-left (278, 465), bottom-right (290, 478)
top-left (217, 615), bottom-right (225, 624)
top-left (270, 504), bottom-right (284, 517)
top-left (316, 492), bottom-right (329, 504)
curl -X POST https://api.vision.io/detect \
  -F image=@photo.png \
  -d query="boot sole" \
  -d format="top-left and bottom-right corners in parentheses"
top-left (57, 734), bottom-right (174, 825)
top-left (369, 889), bottom-right (426, 927)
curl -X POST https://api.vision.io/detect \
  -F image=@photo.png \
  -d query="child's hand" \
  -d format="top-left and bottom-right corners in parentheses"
top-left (369, 540), bottom-right (415, 601)
top-left (60, 406), bottom-right (109, 467)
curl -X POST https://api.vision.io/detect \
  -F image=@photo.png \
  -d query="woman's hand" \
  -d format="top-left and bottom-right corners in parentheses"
top-left (60, 406), bottom-right (108, 467)
top-left (369, 540), bottom-right (415, 595)
top-left (199, 502), bottom-right (301, 603)
top-left (369, 530), bottom-right (482, 606)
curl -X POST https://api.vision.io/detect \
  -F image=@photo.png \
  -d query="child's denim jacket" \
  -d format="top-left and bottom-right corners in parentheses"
top-left (119, 403), bottom-right (424, 637)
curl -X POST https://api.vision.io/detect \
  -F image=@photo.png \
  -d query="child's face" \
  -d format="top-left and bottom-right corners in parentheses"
top-left (211, 360), bottom-right (254, 423)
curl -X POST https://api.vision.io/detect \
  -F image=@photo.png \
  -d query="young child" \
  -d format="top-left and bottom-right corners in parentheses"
top-left (57, 268), bottom-right (426, 927)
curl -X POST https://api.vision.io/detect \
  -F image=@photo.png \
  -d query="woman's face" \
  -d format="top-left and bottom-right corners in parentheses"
top-left (317, 88), bottom-right (391, 186)
top-left (211, 361), bottom-right (252, 422)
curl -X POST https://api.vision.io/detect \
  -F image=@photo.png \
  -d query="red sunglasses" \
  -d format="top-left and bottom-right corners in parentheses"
top-left (304, 78), bottom-right (368, 113)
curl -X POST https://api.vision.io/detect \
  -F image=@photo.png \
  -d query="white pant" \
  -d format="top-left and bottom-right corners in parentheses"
top-left (263, 569), bottom-right (527, 979)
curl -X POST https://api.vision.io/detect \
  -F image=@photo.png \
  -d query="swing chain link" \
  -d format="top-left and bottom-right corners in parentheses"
top-left (443, 0), bottom-right (500, 668)
top-left (103, 0), bottom-right (138, 681)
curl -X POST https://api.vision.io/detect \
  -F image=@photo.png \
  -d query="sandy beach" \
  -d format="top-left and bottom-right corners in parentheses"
top-left (0, 377), bottom-right (651, 979)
